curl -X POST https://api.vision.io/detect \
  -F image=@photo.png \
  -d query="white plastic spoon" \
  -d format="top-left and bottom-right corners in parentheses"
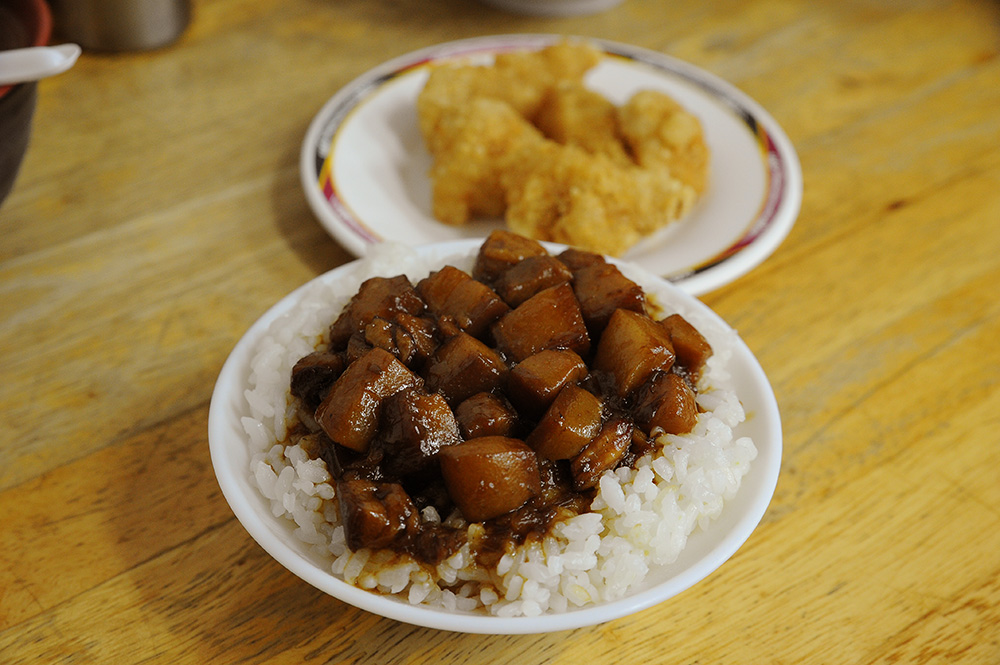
top-left (0, 43), bottom-right (81, 86)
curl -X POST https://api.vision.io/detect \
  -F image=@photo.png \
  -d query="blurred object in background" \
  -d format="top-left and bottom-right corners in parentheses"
top-left (49, 0), bottom-right (189, 52)
top-left (478, 0), bottom-right (624, 16)
top-left (0, 0), bottom-right (51, 209)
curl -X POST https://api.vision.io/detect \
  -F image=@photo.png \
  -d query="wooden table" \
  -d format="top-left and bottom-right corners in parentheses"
top-left (3, 0), bottom-right (998, 661)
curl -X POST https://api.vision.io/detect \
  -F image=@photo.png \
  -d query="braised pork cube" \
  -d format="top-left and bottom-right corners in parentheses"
top-left (423, 332), bottom-right (508, 406)
top-left (491, 283), bottom-right (591, 362)
top-left (357, 316), bottom-right (395, 357)
top-left (557, 247), bottom-right (606, 271)
top-left (593, 309), bottom-right (675, 398)
top-left (290, 351), bottom-right (346, 411)
top-left (381, 388), bottom-right (462, 478)
top-left (472, 229), bottom-right (549, 284)
top-left (438, 437), bottom-right (541, 522)
top-left (455, 392), bottom-right (518, 439)
top-left (328, 275), bottom-right (426, 348)
top-left (337, 478), bottom-right (419, 550)
top-left (572, 261), bottom-right (645, 337)
top-left (417, 265), bottom-right (510, 340)
top-left (633, 372), bottom-right (698, 435)
top-left (393, 312), bottom-right (440, 368)
top-left (344, 318), bottom-right (392, 364)
top-left (570, 418), bottom-right (634, 491)
top-left (659, 313), bottom-right (713, 382)
top-left (526, 384), bottom-right (604, 460)
top-left (315, 348), bottom-right (422, 452)
top-left (507, 349), bottom-right (588, 418)
top-left (345, 313), bottom-right (438, 368)
top-left (494, 255), bottom-right (573, 307)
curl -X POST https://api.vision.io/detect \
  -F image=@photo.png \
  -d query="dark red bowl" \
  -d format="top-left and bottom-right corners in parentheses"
top-left (1, 0), bottom-right (53, 206)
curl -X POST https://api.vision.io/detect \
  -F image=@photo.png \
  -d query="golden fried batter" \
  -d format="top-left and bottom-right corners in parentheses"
top-left (417, 41), bottom-right (602, 154)
top-left (427, 98), bottom-right (545, 225)
top-left (534, 81), bottom-right (632, 167)
top-left (416, 41), bottom-right (709, 255)
top-left (502, 144), bottom-right (696, 256)
top-left (618, 89), bottom-right (710, 195)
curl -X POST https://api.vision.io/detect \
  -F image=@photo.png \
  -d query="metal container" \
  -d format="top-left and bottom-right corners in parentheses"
top-left (49, 0), bottom-right (190, 52)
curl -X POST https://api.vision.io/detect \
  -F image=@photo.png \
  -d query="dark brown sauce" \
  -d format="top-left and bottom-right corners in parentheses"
top-left (292, 421), bottom-right (599, 567)
top-left (283, 232), bottom-right (711, 573)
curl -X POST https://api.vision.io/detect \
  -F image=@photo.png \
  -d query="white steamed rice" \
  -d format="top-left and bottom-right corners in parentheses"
top-left (241, 243), bottom-right (756, 617)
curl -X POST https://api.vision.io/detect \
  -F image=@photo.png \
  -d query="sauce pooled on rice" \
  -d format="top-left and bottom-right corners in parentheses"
top-left (284, 231), bottom-right (712, 570)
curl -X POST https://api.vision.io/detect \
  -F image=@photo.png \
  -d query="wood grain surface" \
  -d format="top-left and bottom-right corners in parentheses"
top-left (2, 0), bottom-right (998, 662)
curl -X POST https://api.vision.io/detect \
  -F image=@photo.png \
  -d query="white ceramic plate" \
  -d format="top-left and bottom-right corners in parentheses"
top-left (300, 34), bottom-right (802, 295)
top-left (208, 239), bottom-right (782, 634)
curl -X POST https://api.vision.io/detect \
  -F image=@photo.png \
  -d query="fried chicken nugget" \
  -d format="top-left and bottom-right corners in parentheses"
top-left (502, 143), bottom-right (643, 256)
top-left (617, 89), bottom-right (710, 194)
top-left (428, 98), bottom-right (546, 225)
top-left (418, 66), bottom-right (534, 156)
top-left (417, 41), bottom-right (603, 155)
top-left (491, 40), bottom-right (602, 118)
top-left (502, 143), bottom-right (696, 256)
top-left (418, 41), bottom-right (603, 225)
top-left (624, 165), bottom-right (698, 236)
top-left (533, 81), bottom-right (632, 167)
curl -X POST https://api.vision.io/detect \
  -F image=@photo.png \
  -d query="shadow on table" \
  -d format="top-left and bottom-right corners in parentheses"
top-left (270, 131), bottom-right (353, 278)
top-left (105, 407), bottom-right (587, 660)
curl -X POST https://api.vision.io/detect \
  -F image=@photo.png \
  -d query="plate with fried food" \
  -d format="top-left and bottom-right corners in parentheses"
top-left (300, 34), bottom-right (802, 295)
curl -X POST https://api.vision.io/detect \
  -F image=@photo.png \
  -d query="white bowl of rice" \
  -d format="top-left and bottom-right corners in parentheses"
top-left (208, 239), bottom-right (781, 634)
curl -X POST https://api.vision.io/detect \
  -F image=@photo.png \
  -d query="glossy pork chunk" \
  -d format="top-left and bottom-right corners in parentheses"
top-left (285, 231), bottom-right (713, 566)
top-left (424, 332), bottom-right (508, 405)
top-left (571, 260), bottom-right (645, 336)
top-left (455, 392), bottom-right (517, 439)
top-left (471, 229), bottom-right (549, 284)
top-left (417, 265), bottom-right (509, 340)
top-left (494, 255), bottom-right (573, 307)
top-left (507, 349), bottom-right (587, 418)
top-left (337, 479), bottom-right (418, 551)
top-left (593, 309), bottom-right (676, 397)
top-left (315, 348), bottom-right (421, 453)
top-left (570, 417), bottom-right (634, 491)
top-left (328, 275), bottom-right (426, 348)
top-left (525, 384), bottom-right (603, 460)
top-left (492, 283), bottom-right (591, 362)
top-left (290, 351), bottom-right (345, 411)
top-left (439, 437), bottom-right (541, 522)
top-left (659, 313), bottom-right (713, 381)
top-left (380, 388), bottom-right (462, 478)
